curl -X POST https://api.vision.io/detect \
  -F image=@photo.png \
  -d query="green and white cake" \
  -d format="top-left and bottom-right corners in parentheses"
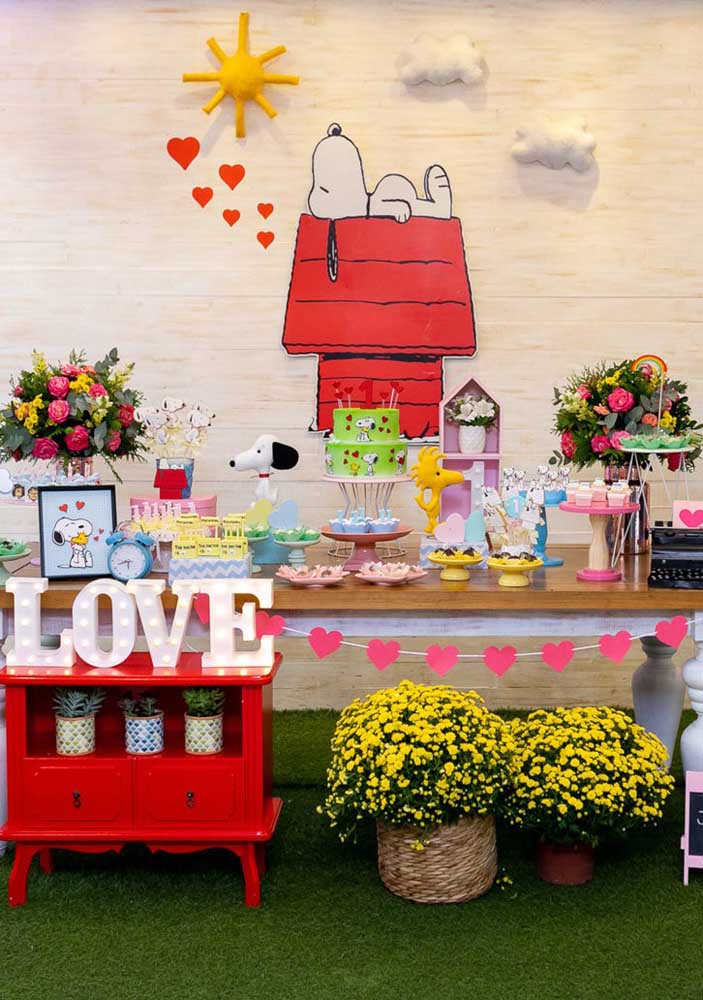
top-left (325, 408), bottom-right (407, 478)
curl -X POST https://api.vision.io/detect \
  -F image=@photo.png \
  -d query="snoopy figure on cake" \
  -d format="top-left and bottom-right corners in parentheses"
top-left (309, 123), bottom-right (452, 225)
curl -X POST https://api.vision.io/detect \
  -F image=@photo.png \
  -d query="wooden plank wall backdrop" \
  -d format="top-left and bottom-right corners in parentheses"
top-left (1, 0), bottom-right (701, 707)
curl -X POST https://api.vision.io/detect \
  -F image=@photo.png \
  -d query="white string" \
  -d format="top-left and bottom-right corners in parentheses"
top-left (279, 617), bottom-right (697, 660)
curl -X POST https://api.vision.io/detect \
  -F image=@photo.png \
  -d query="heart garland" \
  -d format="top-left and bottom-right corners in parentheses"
top-left (366, 639), bottom-right (401, 671)
top-left (309, 627), bottom-right (343, 659)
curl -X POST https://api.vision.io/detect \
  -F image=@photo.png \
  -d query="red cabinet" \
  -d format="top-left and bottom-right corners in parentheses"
top-left (1, 652), bottom-right (282, 907)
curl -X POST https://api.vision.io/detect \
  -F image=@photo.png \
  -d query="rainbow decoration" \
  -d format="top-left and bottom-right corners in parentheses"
top-left (631, 354), bottom-right (668, 378)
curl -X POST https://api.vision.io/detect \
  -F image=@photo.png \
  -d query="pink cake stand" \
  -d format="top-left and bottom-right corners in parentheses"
top-left (559, 501), bottom-right (639, 582)
top-left (320, 525), bottom-right (413, 571)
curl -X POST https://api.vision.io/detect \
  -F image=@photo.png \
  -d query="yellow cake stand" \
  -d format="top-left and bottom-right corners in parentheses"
top-left (427, 550), bottom-right (485, 582)
top-left (487, 556), bottom-right (544, 588)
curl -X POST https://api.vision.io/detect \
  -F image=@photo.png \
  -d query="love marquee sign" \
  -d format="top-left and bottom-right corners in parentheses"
top-left (4, 577), bottom-right (275, 670)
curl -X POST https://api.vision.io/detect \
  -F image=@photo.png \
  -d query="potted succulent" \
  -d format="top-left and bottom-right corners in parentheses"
top-left (118, 691), bottom-right (164, 755)
top-left (506, 706), bottom-right (674, 885)
top-left (53, 688), bottom-right (106, 756)
top-left (321, 680), bottom-right (515, 903)
top-left (183, 688), bottom-right (225, 755)
top-left (445, 393), bottom-right (497, 454)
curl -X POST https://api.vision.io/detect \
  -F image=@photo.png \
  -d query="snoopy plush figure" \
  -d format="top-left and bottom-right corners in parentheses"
top-left (229, 434), bottom-right (300, 505)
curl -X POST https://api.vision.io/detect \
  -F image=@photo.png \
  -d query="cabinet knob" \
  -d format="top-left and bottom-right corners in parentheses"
top-left (186, 790), bottom-right (195, 808)
top-left (72, 790), bottom-right (81, 809)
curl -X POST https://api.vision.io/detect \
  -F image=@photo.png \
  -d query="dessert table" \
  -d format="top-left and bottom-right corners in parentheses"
top-left (0, 542), bottom-right (702, 855)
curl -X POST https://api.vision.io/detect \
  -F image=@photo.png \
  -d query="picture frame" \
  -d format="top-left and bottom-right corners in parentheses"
top-left (37, 485), bottom-right (117, 580)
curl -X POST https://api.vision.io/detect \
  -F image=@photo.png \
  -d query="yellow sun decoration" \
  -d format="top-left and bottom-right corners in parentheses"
top-left (183, 11), bottom-right (299, 137)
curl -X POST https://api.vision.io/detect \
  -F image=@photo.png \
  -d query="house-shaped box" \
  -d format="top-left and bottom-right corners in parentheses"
top-left (438, 377), bottom-right (501, 520)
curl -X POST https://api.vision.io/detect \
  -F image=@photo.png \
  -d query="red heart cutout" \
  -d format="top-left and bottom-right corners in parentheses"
top-left (193, 594), bottom-right (210, 625)
top-left (99, 528), bottom-right (104, 534)
top-left (333, 381), bottom-right (341, 389)
top-left (223, 209), bottom-right (241, 227)
top-left (655, 616), bottom-right (688, 649)
top-left (367, 639), bottom-right (400, 671)
top-left (599, 630), bottom-right (631, 663)
top-left (343, 459), bottom-right (348, 464)
top-left (192, 186), bottom-right (213, 208)
top-left (59, 504), bottom-right (68, 513)
top-left (257, 202), bottom-right (274, 219)
top-left (343, 450), bottom-right (349, 456)
top-left (219, 163), bottom-right (245, 190)
top-left (256, 610), bottom-right (286, 638)
top-left (93, 536), bottom-right (99, 542)
top-left (351, 451), bottom-right (359, 458)
top-left (344, 386), bottom-right (353, 395)
top-left (541, 641), bottom-right (574, 673)
top-left (425, 644), bottom-right (459, 677)
top-left (382, 416), bottom-right (389, 423)
top-left (345, 414), bottom-right (352, 421)
top-left (167, 136), bottom-right (200, 170)
top-left (309, 627), bottom-right (343, 659)
top-left (257, 231), bottom-right (275, 249)
top-left (680, 508), bottom-right (703, 528)
top-left (76, 501), bottom-right (85, 510)
top-left (483, 645), bottom-right (517, 677)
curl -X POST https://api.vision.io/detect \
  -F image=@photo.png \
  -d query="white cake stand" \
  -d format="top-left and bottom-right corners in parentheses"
top-left (0, 546), bottom-right (32, 586)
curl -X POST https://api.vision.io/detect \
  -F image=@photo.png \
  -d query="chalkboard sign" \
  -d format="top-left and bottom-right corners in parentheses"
top-left (682, 772), bottom-right (703, 885)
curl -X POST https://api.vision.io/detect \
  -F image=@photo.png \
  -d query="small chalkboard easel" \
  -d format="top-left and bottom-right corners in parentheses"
top-left (681, 771), bottom-right (703, 885)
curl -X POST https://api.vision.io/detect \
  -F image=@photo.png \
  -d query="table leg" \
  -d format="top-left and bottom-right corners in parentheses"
top-left (8, 844), bottom-right (38, 906)
top-left (632, 636), bottom-right (684, 767)
top-left (680, 618), bottom-right (703, 773)
top-left (237, 844), bottom-right (261, 907)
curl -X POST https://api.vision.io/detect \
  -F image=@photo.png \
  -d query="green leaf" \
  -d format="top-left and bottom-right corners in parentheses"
top-left (640, 395), bottom-right (652, 411)
top-left (93, 421), bottom-right (107, 449)
top-left (626, 420), bottom-right (638, 434)
top-left (629, 406), bottom-right (644, 422)
top-left (604, 412), bottom-right (618, 430)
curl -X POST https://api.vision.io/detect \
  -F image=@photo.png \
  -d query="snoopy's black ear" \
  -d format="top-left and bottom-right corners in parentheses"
top-left (53, 530), bottom-right (64, 545)
top-left (229, 459), bottom-right (236, 468)
top-left (271, 442), bottom-right (299, 471)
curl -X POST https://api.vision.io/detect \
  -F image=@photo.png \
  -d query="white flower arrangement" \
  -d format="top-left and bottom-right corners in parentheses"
top-left (134, 397), bottom-right (215, 459)
top-left (447, 394), bottom-right (497, 428)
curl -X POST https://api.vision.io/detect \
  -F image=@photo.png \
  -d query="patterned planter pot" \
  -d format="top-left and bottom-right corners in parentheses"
top-left (124, 712), bottom-right (164, 755)
top-left (458, 425), bottom-right (486, 455)
top-left (56, 714), bottom-right (96, 756)
top-left (184, 713), bottom-right (223, 755)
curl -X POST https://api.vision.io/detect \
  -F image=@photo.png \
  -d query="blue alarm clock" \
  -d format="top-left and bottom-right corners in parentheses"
top-left (106, 530), bottom-right (155, 582)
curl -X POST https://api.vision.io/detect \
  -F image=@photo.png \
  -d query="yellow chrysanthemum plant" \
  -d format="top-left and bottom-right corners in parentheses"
top-left (506, 707), bottom-right (674, 848)
top-left (321, 680), bottom-right (515, 845)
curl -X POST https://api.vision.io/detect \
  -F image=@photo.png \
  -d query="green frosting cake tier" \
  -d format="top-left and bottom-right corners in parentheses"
top-left (325, 440), bottom-right (408, 478)
top-left (331, 407), bottom-right (400, 443)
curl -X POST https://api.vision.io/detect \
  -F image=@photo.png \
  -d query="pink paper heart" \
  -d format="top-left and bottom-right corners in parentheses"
top-left (541, 641), bottom-right (574, 673)
top-left (680, 508), bottom-right (703, 528)
top-left (309, 627), bottom-right (343, 659)
top-left (425, 644), bottom-right (459, 677)
top-left (193, 594), bottom-right (210, 625)
top-left (483, 645), bottom-right (516, 677)
top-left (599, 631), bottom-right (632, 663)
top-left (255, 611), bottom-right (286, 638)
top-left (366, 639), bottom-right (400, 671)
top-left (433, 512), bottom-right (466, 547)
top-left (655, 616), bottom-right (689, 649)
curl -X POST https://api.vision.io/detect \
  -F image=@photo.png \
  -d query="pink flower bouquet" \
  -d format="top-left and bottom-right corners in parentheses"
top-left (0, 348), bottom-right (147, 478)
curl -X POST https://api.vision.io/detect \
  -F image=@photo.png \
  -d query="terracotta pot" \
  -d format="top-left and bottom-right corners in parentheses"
top-left (537, 840), bottom-right (594, 885)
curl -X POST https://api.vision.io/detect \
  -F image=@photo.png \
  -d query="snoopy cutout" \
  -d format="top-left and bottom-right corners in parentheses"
top-left (361, 452), bottom-right (379, 477)
top-left (355, 416), bottom-right (376, 443)
top-left (53, 516), bottom-right (94, 569)
top-left (309, 123), bottom-right (452, 225)
top-left (229, 434), bottom-right (300, 505)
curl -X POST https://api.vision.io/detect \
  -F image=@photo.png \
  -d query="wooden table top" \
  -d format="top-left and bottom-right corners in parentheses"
top-left (0, 543), bottom-right (701, 614)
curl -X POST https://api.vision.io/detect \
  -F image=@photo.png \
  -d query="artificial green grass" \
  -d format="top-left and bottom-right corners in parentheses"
top-left (0, 709), bottom-right (699, 1000)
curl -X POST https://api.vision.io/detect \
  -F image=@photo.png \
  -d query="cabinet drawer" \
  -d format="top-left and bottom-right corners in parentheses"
top-left (21, 762), bottom-right (132, 825)
top-left (136, 762), bottom-right (242, 824)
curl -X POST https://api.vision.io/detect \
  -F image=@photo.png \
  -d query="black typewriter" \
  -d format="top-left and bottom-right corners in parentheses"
top-left (649, 527), bottom-right (703, 589)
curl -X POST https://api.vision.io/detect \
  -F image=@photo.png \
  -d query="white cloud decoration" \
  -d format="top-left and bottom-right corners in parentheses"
top-left (511, 118), bottom-right (597, 172)
top-left (399, 34), bottom-right (486, 86)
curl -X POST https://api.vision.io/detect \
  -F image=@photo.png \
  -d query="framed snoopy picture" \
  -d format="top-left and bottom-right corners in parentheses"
top-left (37, 485), bottom-right (117, 580)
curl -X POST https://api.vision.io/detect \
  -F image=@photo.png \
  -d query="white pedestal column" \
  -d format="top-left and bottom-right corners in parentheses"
top-left (681, 618), bottom-right (703, 773)
top-left (632, 635), bottom-right (685, 767)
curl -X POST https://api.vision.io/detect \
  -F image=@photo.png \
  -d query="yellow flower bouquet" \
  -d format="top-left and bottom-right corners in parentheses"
top-left (322, 680), bottom-right (515, 842)
top-left (506, 707), bottom-right (674, 848)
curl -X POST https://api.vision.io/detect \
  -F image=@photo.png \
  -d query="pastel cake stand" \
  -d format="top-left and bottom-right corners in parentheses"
top-left (559, 501), bottom-right (638, 582)
top-left (321, 525), bottom-right (412, 571)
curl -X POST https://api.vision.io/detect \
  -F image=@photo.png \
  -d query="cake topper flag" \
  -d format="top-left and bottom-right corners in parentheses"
top-left (282, 124), bottom-right (476, 439)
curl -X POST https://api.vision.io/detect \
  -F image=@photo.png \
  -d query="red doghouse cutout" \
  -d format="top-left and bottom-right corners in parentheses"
top-left (153, 467), bottom-right (188, 500)
top-left (282, 124), bottom-right (476, 439)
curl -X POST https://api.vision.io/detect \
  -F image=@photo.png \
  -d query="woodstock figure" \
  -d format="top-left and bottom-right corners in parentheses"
top-left (308, 123), bottom-right (452, 223)
top-left (411, 446), bottom-right (464, 534)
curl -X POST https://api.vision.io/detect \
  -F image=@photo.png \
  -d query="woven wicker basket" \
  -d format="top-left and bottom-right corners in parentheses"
top-left (376, 815), bottom-right (497, 903)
